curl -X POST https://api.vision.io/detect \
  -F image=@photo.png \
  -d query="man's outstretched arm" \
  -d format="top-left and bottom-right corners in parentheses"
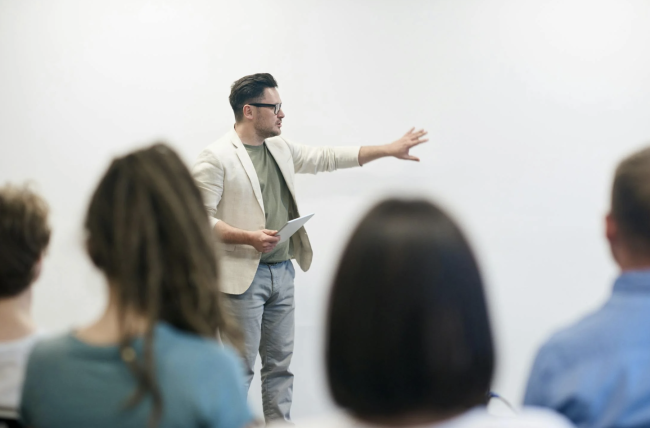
top-left (358, 128), bottom-right (428, 166)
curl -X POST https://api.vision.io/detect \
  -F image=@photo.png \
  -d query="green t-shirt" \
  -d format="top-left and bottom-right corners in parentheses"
top-left (244, 142), bottom-right (294, 263)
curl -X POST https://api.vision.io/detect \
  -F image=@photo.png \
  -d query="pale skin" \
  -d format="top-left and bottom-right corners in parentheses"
top-left (218, 87), bottom-right (428, 253)
top-left (76, 283), bottom-right (148, 345)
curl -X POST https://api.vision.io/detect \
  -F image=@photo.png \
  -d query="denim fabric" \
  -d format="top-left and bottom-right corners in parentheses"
top-left (524, 270), bottom-right (650, 428)
top-left (225, 260), bottom-right (295, 423)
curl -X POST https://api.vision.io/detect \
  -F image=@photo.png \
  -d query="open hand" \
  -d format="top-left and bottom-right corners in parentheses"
top-left (389, 127), bottom-right (428, 161)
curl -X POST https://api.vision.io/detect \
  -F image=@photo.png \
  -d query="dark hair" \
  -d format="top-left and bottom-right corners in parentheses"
top-left (85, 143), bottom-right (242, 426)
top-left (229, 73), bottom-right (278, 122)
top-left (611, 146), bottom-right (650, 254)
top-left (0, 183), bottom-right (50, 298)
top-left (326, 199), bottom-right (494, 420)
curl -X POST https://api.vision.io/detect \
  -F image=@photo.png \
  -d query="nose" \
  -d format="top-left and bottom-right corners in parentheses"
top-left (277, 108), bottom-right (285, 118)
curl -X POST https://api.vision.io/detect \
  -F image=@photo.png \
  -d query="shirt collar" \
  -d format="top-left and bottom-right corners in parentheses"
top-left (613, 269), bottom-right (650, 294)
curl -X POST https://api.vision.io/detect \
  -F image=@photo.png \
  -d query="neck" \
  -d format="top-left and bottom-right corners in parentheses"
top-left (234, 122), bottom-right (265, 146)
top-left (619, 261), bottom-right (650, 272)
top-left (0, 288), bottom-right (36, 342)
top-left (613, 244), bottom-right (650, 272)
top-left (76, 284), bottom-right (149, 345)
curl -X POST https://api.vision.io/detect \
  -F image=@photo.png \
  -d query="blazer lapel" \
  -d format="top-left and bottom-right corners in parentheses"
top-left (230, 133), bottom-right (265, 215)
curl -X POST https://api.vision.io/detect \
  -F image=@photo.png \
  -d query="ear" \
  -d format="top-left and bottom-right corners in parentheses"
top-left (243, 105), bottom-right (254, 120)
top-left (605, 213), bottom-right (617, 244)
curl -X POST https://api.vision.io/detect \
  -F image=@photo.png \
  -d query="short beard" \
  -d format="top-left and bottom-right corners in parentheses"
top-left (254, 123), bottom-right (280, 139)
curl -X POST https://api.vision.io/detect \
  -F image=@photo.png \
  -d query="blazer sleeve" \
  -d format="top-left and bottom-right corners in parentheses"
top-left (191, 150), bottom-right (224, 229)
top-left (284, 138), bottom-right (361, 174)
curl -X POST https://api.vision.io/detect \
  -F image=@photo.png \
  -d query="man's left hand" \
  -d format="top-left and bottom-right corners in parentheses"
top-left (388, 127), bottom-right (428, 162)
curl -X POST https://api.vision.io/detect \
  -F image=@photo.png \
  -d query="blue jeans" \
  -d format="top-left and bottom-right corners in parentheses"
top-left (224, 260), bottom-right (295, 423)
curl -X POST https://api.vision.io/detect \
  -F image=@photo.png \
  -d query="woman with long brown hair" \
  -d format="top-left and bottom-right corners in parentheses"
top-left (318, 199), bottom-right (574, 428)
top-left (20, 144), bottom-right (252, 428)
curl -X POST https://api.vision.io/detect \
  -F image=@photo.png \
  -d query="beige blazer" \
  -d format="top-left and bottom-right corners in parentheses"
top-left (192, 129), bottom-right (360, 295)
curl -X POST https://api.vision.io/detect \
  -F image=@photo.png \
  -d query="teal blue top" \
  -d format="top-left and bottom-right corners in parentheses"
top-left (20, 322), bottom-right (253, 428)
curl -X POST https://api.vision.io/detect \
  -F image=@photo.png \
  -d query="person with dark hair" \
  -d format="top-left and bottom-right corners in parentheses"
top-left (525, 146), bottom-right (650, 428)
top-left (317, 199), bottom-right (572, 428)
top-left (20, 144), bottom-right (253, 428)
top-left (192, 73), bottom-right (428, 422)
top-left (0, 184), bottom-right (50, 416)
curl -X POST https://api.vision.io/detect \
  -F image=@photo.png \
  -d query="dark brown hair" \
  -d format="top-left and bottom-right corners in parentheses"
top-left (85, 143), bottom-right (241, 426)
top-left (0, 183), bottom-right (50, 298)
top-left (229, 73), bottom-right (278, 122)
top-left (327, 199), bottom-right (494, 420)
top-left (611, 146), bottom-right (650, 254)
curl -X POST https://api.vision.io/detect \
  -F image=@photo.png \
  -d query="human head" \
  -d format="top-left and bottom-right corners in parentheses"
top-left (85, 143), bottom-right (240, 423)
top-left (607, 146), bottom-right (650, 267)
top-left (326, 199), bottom-right (494, 421)
top-left (229, 73), bottom-right (284, 138)
top-left (0, 183), bottom-right (50, 299)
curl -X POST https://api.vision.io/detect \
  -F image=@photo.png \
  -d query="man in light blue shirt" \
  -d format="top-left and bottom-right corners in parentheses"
top-left (524, 146), bottom-right (650, 428)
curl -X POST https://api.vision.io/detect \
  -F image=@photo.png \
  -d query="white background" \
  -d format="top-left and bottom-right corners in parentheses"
top-left (2, 0), bottom-right (650, 420)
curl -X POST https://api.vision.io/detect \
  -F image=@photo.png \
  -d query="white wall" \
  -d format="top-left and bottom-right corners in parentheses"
top-left (2, 0), bottom-right (650, 420)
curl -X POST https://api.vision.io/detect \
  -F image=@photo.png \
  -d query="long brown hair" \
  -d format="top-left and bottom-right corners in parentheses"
top-left (85, 143), bottom-right (241, 425)
top-left (327, 199), bottom-right (493, 420)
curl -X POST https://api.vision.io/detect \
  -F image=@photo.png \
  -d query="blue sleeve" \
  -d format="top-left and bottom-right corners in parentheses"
top-left (524, 340), bottom-right (565, 408)
top-left (199, 346), bottom-right (254, 428)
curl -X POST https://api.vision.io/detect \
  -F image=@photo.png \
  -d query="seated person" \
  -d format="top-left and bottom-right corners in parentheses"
top-left (525, 146), bottom-right (650, 428)
top-left (320, 199), bottom-right (573, 428)
top-left (20, 144), bottom-right (253, 428)
top-left (0, 184), bottom-right (50, 415)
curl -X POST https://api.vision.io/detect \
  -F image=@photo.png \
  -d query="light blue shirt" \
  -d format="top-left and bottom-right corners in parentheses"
top-left (524, 270), bottom-right (650, 428)
top-left (20, 322), bottom-right (253, 428)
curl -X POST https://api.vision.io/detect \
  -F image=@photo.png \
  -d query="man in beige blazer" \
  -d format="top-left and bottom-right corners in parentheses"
top-left (192, 73), bottom-right (427, 422)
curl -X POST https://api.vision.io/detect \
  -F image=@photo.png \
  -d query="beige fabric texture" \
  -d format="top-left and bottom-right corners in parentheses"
top-left (192, 129), bottom-right (360, 295)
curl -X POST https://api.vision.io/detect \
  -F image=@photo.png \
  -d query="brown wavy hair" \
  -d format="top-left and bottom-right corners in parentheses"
top-left (85, 143), bottom-right (241, 426)
top-left (0, 183), bottom-right (50, 298)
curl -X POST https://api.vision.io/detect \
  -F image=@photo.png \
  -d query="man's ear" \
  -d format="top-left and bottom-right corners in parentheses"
top-left (243, 105), bottom-right (254, 120)
top-left (605, 213), bottom-right (617, 245)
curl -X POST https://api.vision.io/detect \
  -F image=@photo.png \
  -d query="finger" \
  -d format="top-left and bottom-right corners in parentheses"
top-left (405, 155), bottom-right (420, 161)
top-left (263, 229), bottom-right (278, 236)
top-left (405, 127), bottom-right (415, 135)
top-left (410, 138), bottom-right (429, 147)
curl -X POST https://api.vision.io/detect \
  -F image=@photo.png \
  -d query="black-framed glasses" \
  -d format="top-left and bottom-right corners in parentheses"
top-left (248, 103), bottom-right (282, 115)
